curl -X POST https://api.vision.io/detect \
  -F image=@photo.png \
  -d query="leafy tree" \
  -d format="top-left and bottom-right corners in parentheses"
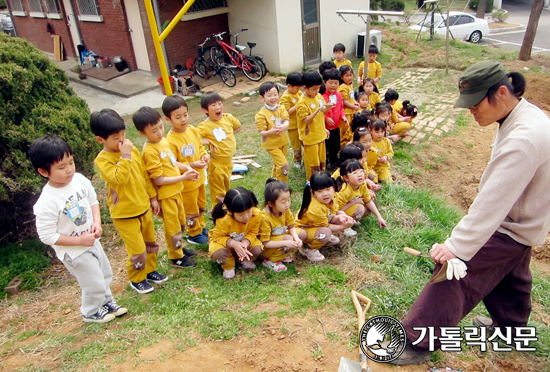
top-left (0, 33), bottom-right (100, 244)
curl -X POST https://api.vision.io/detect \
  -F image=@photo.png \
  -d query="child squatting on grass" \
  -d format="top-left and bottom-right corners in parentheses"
top-left (91, 109), bottom-right (168, 295)
top-left (258, 179), bottom-right (307, 272)
top-left (369, 119), bottom-right (394, 182)
top-left (336, 159), bottom-right (387, 228)
top-left (296, 172), bottom-right (356, 262)
top-left (209, 187), bottom-right (263, 279)
top-left (31, 136), bottom-right (128, 323)
top-left (133, 107), bottom-right (199, 269)
top-left (163, 95), bottom-right (211, 246)
top-left (255, 81), bottom-right (290, 182)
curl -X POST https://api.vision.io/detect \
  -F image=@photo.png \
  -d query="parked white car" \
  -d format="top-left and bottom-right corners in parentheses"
top-left (410, 11), bottom-right (490, 43)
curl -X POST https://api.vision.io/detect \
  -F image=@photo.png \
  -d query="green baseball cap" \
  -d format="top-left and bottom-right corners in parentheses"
top-left (454, 61), bottom-right (507, 108)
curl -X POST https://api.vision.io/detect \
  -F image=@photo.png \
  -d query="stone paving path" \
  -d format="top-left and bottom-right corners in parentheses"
top-left (380, 68), bottom-right (464, 145)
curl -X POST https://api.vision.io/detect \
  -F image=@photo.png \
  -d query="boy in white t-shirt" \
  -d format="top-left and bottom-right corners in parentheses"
top-left (31, 136), bottom-right (127, 324)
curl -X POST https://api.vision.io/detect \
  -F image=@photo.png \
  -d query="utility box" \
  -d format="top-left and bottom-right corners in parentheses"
top-left (356, 30), bottom-right (382, 57)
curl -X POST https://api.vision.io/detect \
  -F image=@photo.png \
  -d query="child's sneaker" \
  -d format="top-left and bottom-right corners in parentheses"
top-left (183, 247), bottom-right (196, 256)
top-left (262, 259), bottom-right (287, 272)
top-left (170, 256), bottom-right (197, 268)
top-left (83, 306), bottom-right (116, 323)
top-left (130, 279), bottom-right (154, 294)
top-left (300, 248), bottom-right (325, 262)
top-left (103, 299), bottom-right (128, 317)
top-left (223, 268), bottom-right (236, 279)
top-left (343, 228), bottom-right (358, 238)
top-left (187, 233), bottom-right (209, 245)
top-left (241, 259), bottom-right (256, 270)
top-left (146, 271), bottom-right (169, 284)
top-left (282, 256), bottom-right (293, 264)
top-left (293, 161), bottom-right (302, 169)
top-left (326, 235), bottom-right (340, 246)
top-left (201, 228), bottom-right (209, 237)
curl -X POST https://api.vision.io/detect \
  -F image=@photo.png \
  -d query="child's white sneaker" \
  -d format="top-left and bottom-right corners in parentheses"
top-left (300, 248), bottom-right (325, 262)
top-left (293, 161), bottom-right (301, 169)
top-left (241, 259), bottom-right (256, 270)
top-left (282, 256), bottom-right (293, 263)
top-left (343, 228), bottom-right (358, 238)
top-left (326, 235), bottom-right (340, 246)
top-left (223, 268), bottom-right (235, 279)
top-left (262, 259), bottom-right (287, 272)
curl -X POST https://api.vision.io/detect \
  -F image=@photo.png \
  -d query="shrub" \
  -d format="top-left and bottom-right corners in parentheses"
top-left (0, 239), bottom-right (51, 297)
top-left (0, 33), bottom-right (101, 244)
top-left (491, 9), bottom-right (509, 22)
top-left (469, 0), bottom-right (494, 13)
top-left (0, 0), bottom-right (6, 8)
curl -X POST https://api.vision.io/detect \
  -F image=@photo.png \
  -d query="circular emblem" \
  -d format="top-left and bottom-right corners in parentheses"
top-left (359, 315), bottom-right (407, 363)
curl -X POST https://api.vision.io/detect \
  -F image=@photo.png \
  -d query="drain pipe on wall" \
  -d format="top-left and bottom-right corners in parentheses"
top-left (152, 0), bottom-right (171, 74)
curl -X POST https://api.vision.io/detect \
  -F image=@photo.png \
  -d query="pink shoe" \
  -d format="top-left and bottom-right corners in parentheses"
top-left (282, 256), bottom-right (293, 263)
top-left (262, 259), bottom-right (287, 272)
top-left (326, 235), bottom-right (340, 246)
top-left (299, 248), bottom-right (325, 262)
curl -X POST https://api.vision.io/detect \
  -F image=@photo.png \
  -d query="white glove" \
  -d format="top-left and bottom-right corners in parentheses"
top-left (446, 258), bottom-right (467, 280)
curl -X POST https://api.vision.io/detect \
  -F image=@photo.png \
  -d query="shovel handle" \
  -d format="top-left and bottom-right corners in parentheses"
top-left (403, 247), bottom-right (424, 257)
top-left (351, 290), bottom-right (371, 329)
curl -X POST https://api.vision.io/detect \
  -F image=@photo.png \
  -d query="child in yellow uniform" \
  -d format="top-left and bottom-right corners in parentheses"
top-left (357, 92), bottom-right (371, 111)
top-left (353, 128), bottom-right (381, 187)
top-left (209, 187), bottom-right (263, 279)
top-left (133, 107), bottom-right (199, 269)
top-left (336, 159), bottom-right (386, 227)
top-left (197, 92), bottom-right (242, 205)
top-left (296, 70), bottom-right (333, 181)
top-left (259, 179), bottom-right (307, 272)
top-left (280, 72), bottom-right (303, 169)
top-left (359, 78), bottom-right (381, 110)
top-left (256, 82), bottom-right (290, 181)
top-left (337, 65), bottom-right (359, 148)
top-left (384, 89), bottom-right (404, 120)
top-left (401, 100), bottom-right (418, 127)
top-left (369, 119), bottom-right (394, 182)
top-left (357, 45), bottom-right (382, 88)
top-left (163, 95), bottom-right (210, 245)
top-left (375, 102), bottom-right (410, 143)
top-left (296, 172), bottom-right (355, 261)
top-left (333, 43), bottom-right (352, 69)
top-left (92, 109), bottom-right (168, 294)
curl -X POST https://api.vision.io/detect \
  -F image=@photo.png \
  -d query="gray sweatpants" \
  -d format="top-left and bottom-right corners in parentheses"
top-left (62, 241), bottom-right (114, 317)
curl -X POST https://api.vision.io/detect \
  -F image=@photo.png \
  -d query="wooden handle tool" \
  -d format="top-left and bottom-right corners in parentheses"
top-left (403, 247), bottom-right (448, 284)
top-left (403, 247), bottom-right (430, 258)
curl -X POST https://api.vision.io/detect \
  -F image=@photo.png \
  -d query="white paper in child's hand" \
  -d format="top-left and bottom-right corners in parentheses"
top-left (213, 127), bottom-right (227, 142)
top-left (319, 99), bottom-right (324, 108)
top-left (329, 94), bottom-right (337, 105)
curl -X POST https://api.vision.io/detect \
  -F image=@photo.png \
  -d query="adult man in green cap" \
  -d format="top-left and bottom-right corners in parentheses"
top-left (392, 60), bottom-right (550, 365)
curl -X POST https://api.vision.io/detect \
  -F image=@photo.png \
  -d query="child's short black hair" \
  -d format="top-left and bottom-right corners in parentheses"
top-left (162, 94), bottom-right (188, 118)
top-left (368, 45), bottom-right (379, 54)
top-left (370, 119), bottom-right (387, 131)
top-left (29, 135), bottom-right (73, 174)
top-left (286, 72), bottom-right (302, 87)
top-left (318, 61), bottom-right (337, 76)
top-left (337, 143), bottom-right (363, 167)
top-left (200, 91), bottom-right (223, 110)
top-left (133, 106), bottom-right (162, 132)
top-left (375, 102), bottom-right (392, 117)
top-left (212, 187), bottom-right (258, 225)
top-left (339, 65), bottom-right (353, 77)
top-left (302, 70), bottom-right (323, 88)
top-left (402, 100), bottom-right (418, 118)
top-left (259, 81), bottom-right (279, 96)
top-left (351, 110), bottom-right (374, 132)
top-left (322, 68), bottom-right (341, 83)
top-left (340, 159), bottom-right (364, 177)
top-left (384, 88), bottom-right (399, 102)
top-left (90, 108), bottom-right (126, 139)
top-left (353, 127), bottom-right (372, 142)
top-left (264, 178), bottom-right (291, 207)
top-left (333, 43), bottom-right (346, 53)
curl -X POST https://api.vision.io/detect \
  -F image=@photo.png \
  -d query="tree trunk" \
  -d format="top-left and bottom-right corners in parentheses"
top-left (476, 0), bottom-right (488, 19)
top-left (519, 0), bottom-right (544, 61)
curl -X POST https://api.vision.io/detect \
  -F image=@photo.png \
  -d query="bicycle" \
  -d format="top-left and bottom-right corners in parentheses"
top-left (193, 37), bottom-right (236, 87)
top-left (232, 28), bottom-right (268, 78)
top-left (209, 31), bottom-right (265, 82)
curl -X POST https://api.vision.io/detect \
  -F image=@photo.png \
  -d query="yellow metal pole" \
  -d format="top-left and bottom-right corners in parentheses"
top-left (144, 0), bottom-right (173, 95)
top-left (159, 0), bottom-right (197, 42)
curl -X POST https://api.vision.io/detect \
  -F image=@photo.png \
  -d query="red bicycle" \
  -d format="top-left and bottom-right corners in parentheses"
top-left (209, 31), bottom-right (265, 82)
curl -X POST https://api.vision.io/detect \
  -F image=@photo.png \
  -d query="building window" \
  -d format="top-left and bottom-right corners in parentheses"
top-left (45, 0), bottom-right (60, 13)
top-left (28, 0), bottom-right (46, 17)
top-left (10, 0), bottom-right (27, 16)
top-left (75, 0), bottom-right (103, 22)
top-left (185, 0), bottom-right (227, 13)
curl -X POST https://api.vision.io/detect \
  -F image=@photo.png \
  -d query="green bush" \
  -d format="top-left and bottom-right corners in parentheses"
top-left (469, 0), bottom-right (494, 13)
top-left (0, 0), bottom-right (6, 8)
top-left (0, 239), bottom-right (51, 297)
top-left (491, 9), bottom-right (509, 22)
top-left (0, 33), bottom-right (101, 244)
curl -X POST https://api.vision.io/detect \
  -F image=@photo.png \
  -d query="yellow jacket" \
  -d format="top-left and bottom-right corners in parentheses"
top-left (197, 113), bottom-right (241, 163)
top-left (255, 106), bottom-right (290, 149)
top-left (142, 138), bottom-right (183, 200)
top-left (296, 94), bottom-right (327, 145)
top-left (94, 146), bottom-right (156, 219)
top-left (259, 208), bottom-right (296, 242)
top-left (166, 126), bottom-right (207, 191)
top-left (296, 197), bottom-right (337, 228)
top-left (209, 207), bottom-right (263, 247)
top-left (338, 83), bottom-right (357, 115)
top-left (280, 90), bottom-right (302, 130)
top-left (336, 182), bottom-right (371, 210)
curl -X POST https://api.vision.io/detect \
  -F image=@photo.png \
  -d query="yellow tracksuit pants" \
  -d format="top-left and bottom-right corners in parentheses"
top-left (182, 185), bottom-right (207, 237)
